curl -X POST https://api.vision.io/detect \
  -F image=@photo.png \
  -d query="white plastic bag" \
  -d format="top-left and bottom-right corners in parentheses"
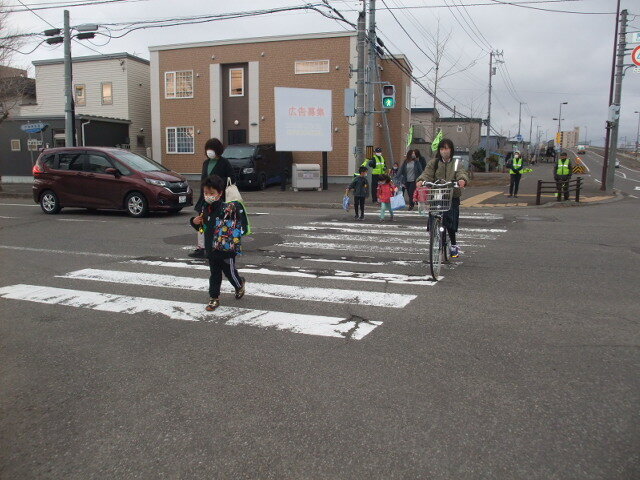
top-left (225, 177), bottom-right (243, 203)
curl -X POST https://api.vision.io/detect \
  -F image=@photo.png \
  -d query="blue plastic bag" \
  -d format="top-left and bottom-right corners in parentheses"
top-left (390, 192), bottom-right (406, 211)
top-left (342, 195), bottom-right (351, 211)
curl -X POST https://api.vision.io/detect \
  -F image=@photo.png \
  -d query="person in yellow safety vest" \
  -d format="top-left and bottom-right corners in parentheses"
top-left (361, 146), bottom-right (388, 203)
top-left (508, 151), bottom-right (524, 198)
top-left (554, 151), bottom-right (572, 200)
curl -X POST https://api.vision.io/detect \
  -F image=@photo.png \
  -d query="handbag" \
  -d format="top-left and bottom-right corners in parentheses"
top-left (390, 191), bottom-right (406, 211)
top-left (225, 177), bottom-right (243, 203)
top-left (342, 195), bottom-right (350, 211)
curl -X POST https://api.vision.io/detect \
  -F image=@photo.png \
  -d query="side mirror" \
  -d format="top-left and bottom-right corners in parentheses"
top-left (105, 167), bottom-right (120, 177)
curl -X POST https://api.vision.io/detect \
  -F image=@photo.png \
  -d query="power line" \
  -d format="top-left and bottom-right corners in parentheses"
top-left (4, 0), bottom-right (146, 13)
top-left (486, 0), bottom-right (614, 14)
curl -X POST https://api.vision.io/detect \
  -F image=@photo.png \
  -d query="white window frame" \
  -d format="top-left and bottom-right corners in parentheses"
top-left (10, 139), bottom-right (21, 151)
top-left (101, 82), bottom-right (113, 105)
top-left (294, 60), bottom-right (330, 75)
top-left (166, 126), bottom-right (195, 154)
top-left (74, 84), bottom-right (86, 107)
top-left (164, 70), bottom-right (194, 99)
top-left (229, 67), bottom-right (244, 97)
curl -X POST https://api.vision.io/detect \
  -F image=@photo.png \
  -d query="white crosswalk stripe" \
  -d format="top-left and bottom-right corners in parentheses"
top-left (0, 210), bottom-right (507, 340)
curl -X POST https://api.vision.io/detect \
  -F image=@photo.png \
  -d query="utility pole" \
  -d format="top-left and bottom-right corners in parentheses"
top-left (517, 102), bottom-right (524, 137)
top-left (528, 115), bottom-right (534, 155)
top-left (601, 0), bottom-right (622, 191)
top-left (605, 8), bottom-right (627, 193)
top-left (634, 111), bottom-right (640, 159)
top-left (486, 51), bottom-right (494, 140)
top-left (365, 0), bottom-right (376, 157)
top-left (63, 10), bottom-right (76, 147)
top-left (355, 8), bottom-right (366, 168)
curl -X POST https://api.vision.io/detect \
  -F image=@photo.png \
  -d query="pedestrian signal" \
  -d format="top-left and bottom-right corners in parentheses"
top-left (382, 85), bottom-right (396, 108)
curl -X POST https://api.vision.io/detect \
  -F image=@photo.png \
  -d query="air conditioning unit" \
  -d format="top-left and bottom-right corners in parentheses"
top-left (292, 163), bottom-right (321, 191)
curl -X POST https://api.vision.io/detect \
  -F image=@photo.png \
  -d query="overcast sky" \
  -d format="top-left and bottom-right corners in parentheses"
top-left (7, 0), bottom-right (640, 147)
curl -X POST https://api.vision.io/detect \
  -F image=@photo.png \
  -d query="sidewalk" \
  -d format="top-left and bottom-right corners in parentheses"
top-left (0, 164), bottom-right (618, 209)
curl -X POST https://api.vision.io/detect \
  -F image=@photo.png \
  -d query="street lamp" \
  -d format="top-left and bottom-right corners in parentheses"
top-left (634, 111), bottom-right (640, 159)
top-left (556, 101), bottom-right (568, 152)
top-left (583, 125), bottom-right (588, 145)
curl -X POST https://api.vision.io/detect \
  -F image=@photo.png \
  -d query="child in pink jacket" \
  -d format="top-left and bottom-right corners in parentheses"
top-left (376, 174), bottom-right (398, 222)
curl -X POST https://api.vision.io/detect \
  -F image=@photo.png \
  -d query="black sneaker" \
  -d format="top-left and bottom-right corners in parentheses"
top-left (188, 248), bottom-right (205, 258)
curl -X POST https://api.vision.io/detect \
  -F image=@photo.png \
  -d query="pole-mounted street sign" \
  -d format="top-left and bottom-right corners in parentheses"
top-left (20, 122), bottom-right (47, 133)
top-left (631, 45), bottom-right (640, 67)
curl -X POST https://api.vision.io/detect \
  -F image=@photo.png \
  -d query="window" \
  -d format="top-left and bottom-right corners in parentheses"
top-left (166, 127), bottom-right (194, 154)
top-left (294, 60), bottom-right (330, 74)
top-left (101, 82), bottom-right (113, 105)
top-left (112, 150), bottom-right (169, 172)
top-left (57, 153), bottom-right (84, 171)
top-left (137, 135), bottom-right (145, 148)
top-left (75, 84), bottom-right (86, 106)
top-left (85, 154), bottom-right (113, 173)
top-left (229, 68), bottom-right (244, 97)
top-left (165, 70), bottom-right (193, 99)
top-left (457, 125), bottom-right (464, 133)
top-left (10, 139), bottom-right (21, 151)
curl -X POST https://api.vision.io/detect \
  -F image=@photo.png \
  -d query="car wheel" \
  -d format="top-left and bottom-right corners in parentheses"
top-left (258, 173), bottom-right (267, 191)
top-left (125, 192), bottom-right (148, 217)
top-left (40, 190), bottom-right (61, 214)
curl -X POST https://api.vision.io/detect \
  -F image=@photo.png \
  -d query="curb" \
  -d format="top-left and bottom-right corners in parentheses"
top-left (0, 193), bottom-right (32, 199)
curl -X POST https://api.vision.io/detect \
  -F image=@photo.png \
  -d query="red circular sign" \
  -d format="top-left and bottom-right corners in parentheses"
top-left (632, 45), bottom-right (640, 67)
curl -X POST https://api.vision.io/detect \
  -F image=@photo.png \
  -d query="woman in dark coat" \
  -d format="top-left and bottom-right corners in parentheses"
top-left (188, 138), bottom-right (235, 258)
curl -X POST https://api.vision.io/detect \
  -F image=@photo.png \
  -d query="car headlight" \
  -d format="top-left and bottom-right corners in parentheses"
top-left (145, 178), bottom-right (167, 187)
top-left (242, 168), bottom-right (255, 174)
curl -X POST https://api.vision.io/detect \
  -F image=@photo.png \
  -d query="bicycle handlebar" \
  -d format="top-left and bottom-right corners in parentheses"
top-left (420, 181), bottom-right (459, 188)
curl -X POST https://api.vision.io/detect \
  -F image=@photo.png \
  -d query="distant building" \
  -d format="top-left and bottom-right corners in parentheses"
top-left (559, 127), bottom-right (580, 149)
top-left (150, 31), bottom-right (412, 181)
top-left (410, 107), bottom-right (439, 144)
top-left (435, 117), bottom-right (483, 153)
top-left (0, 66), bottom-right (36, 120)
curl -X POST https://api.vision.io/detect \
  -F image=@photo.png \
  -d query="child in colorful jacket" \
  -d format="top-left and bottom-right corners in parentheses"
top-left (376, 174), bottom-right (398, 222)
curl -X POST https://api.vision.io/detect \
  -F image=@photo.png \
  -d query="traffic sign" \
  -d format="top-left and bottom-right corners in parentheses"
top-left (20, 122), bottom-right (47, 133)
top-left (628, 32), bottom-right (640, 44)
top-left (515, 134), bottom-right (523, 142)
top-left (632, 45), bottom-right (640, 67)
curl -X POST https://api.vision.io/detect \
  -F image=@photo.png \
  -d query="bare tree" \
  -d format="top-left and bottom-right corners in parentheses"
top-left (0, 2), bottom-right (30, 124)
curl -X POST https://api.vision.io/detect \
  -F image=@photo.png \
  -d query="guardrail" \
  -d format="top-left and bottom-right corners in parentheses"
top-left (536, 177), bottom-right (582, 205)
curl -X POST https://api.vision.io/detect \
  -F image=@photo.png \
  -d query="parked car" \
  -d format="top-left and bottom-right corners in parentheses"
top-left (224, 143), bottom-right (293, 190)
top-left (32, 147), bottom-right (192, 217)
top-left (615, 158), bottom-right (621, 168)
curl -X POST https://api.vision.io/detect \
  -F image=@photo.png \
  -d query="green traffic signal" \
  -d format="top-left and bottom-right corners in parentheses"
top-left (383, 97), bottom-right (395, 108)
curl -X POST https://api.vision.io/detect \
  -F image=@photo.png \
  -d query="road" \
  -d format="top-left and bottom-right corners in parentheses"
top-left (0, 198), bottom-right (638, 479)
top-left (576, 148), bottom-right (640, 197)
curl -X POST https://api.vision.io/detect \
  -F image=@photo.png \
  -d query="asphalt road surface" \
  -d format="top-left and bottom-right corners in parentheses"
top-left (576, 148), bottom-right (640, 197)
top-left (1, 197), bottom-right (638, 479)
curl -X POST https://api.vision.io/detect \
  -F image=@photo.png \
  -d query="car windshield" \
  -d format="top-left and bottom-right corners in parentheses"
top-left (224, 146), bottom-right (255, 159)
top-left (112, 151), bottom-right (169, 172)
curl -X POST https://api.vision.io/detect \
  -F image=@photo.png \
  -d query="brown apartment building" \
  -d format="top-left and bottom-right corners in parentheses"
top-left (149, 31), bottom-right (411, 182)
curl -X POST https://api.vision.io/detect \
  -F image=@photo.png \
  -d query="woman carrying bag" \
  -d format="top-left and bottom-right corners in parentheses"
top-left (397, 149), bottom-right (424, 211)
top-left (188, 138), bottom-right (235, 258)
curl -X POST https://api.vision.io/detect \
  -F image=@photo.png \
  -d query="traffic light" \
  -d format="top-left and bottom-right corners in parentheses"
top-left (608, 104), bottom-right (620, 122)
top-left (556, 132), bottom-right (564, 145)
top-left (382, 84), bottom-right (396, 108)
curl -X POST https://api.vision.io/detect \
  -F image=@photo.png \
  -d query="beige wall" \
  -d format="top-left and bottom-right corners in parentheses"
top-left (435, 120), bottom-right (482, 152)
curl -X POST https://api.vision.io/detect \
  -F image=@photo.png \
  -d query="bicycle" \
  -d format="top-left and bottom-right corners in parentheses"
top-left (422, 181), bottom-right (456, 280)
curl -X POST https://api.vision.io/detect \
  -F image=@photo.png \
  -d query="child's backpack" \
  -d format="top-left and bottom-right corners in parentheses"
top-left (213, 202), bottom-right (247, 254)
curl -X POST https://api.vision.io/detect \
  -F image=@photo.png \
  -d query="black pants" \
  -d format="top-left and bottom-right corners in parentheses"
top-left (555, 175), bottom-right (571, 200)
top-left (405, 181), bottom-right (417, 207)
top-left (509, 173), bottom-right (522, 196)
top-left (208, 251), bottom-right (243, 298)
top-left (354, 196), bottom-right (365, 217)
top-left (443, 197), bottom-right (460, 245)
top-left (371, 174), bottom-right (381, 203)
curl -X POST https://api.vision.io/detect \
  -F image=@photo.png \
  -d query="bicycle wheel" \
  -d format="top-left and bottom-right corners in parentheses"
top-left (429, 217), bottom-right (443, 280)
top-left (442, 227), bottom-right (451, 263)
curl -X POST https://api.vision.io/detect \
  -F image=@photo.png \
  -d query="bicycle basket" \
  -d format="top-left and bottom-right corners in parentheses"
top-left (426, 186), bottom-right (453, 212)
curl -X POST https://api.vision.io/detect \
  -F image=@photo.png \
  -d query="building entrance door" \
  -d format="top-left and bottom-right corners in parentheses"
top-left (228, 129), bottom-right (246, 145)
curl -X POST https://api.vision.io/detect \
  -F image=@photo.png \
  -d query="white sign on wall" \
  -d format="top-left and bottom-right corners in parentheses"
top-left (274, 87), bottom-right (333, 152)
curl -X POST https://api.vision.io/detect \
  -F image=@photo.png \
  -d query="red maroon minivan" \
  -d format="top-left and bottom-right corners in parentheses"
top-left (32, 147), bottom-right (193, 217)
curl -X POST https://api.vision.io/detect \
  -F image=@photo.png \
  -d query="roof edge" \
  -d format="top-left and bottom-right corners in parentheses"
top-left (149, 30), bottom-right (356, 52)
top-left (33, 53), bottom-right (149, 67)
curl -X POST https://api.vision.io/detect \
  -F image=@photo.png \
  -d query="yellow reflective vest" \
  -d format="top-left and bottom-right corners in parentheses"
top-left (556, 158), bottom-right (571, 176)
top-left (509, 157), bottom-right (523, 174)
top-left (362, 154), bottom-right (387, 175)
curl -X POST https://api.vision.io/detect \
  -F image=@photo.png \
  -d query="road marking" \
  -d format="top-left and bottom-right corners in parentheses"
top-left (282, 232), bottom-right (493, 244)
top-left (58, 268), bottom-right (417, 308)
top-left (0, 284), bottom-right (380, 340)
top-left (460, 191), bottom-right (502, 207)
top-left (258, 252), bottom-right (424, 267)
top-left (281, 225), bottom-right (507, 235)
top-left (629, 195), bottom-right (638, 199)
top-left (127, 259), bottom-right (437, 285)
top-left (58, 218), bottom-right (110, 223)
top-left (635, 186), bottom-right (640, 191)
top-left (276, 241), bottom-right (482, 254)
top-left (0, 203), bottom-right (38, 207)
top-left (0, 215), bottom-right (18, 219)
top-left (0, 245), bottom-right (135, 258)
top-left (307, 221), bottom-right (504, 232)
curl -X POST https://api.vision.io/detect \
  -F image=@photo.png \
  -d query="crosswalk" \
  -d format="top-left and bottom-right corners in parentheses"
top-left (0, 211), bottom-right (507, 340)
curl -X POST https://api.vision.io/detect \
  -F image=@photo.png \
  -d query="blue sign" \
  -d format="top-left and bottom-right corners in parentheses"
top-left (515, 134), bottom-right (523, 142)
top-left (20, 122), bottom-right (47, 133)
